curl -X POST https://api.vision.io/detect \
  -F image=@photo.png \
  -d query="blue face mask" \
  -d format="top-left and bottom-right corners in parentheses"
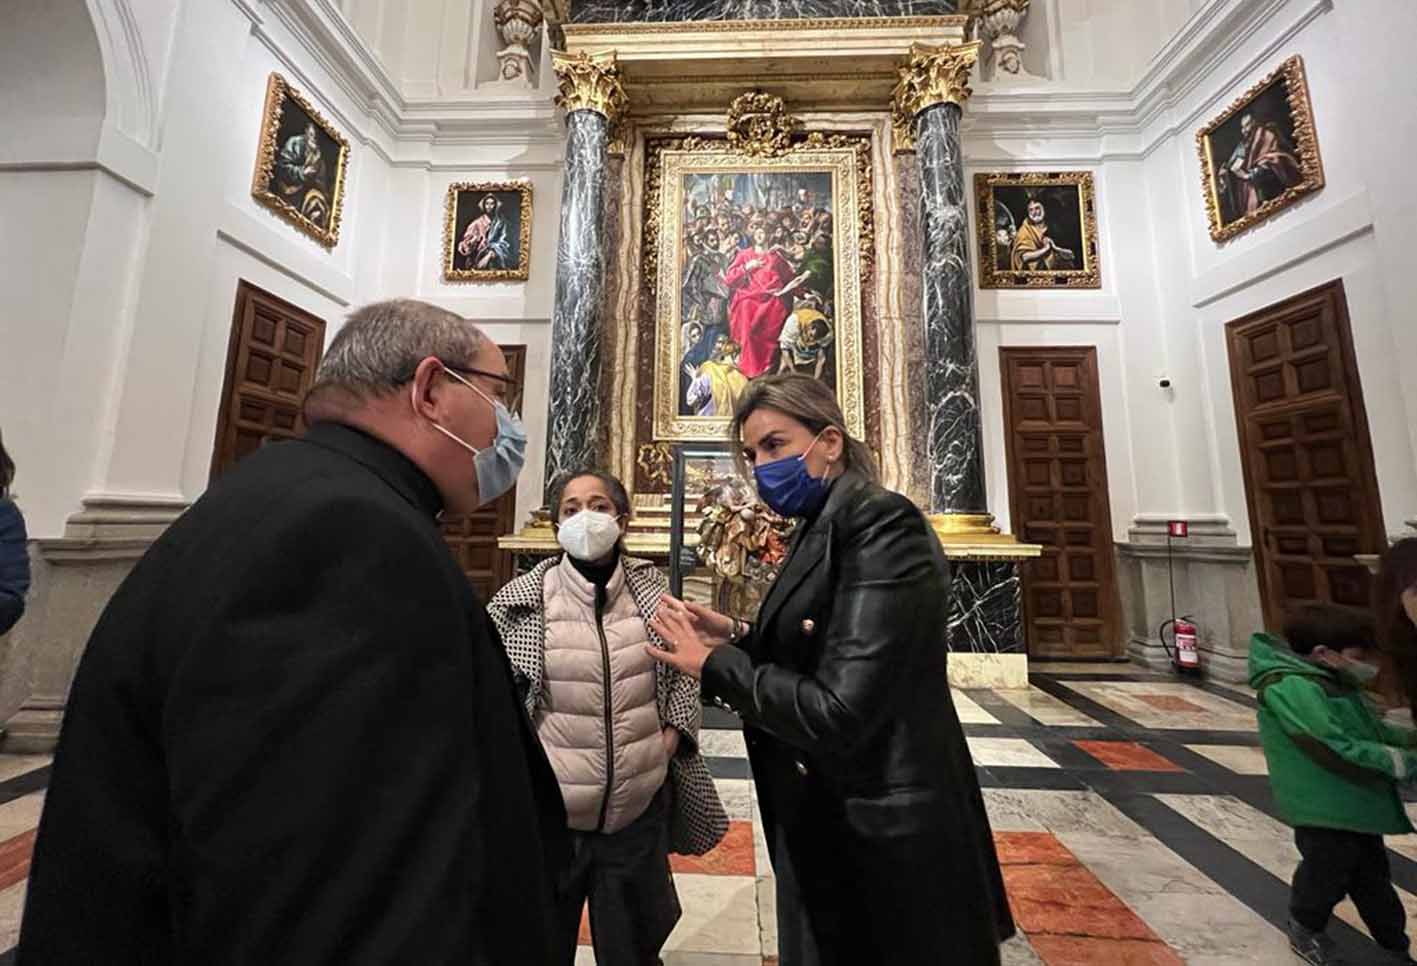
top-left (421, 367), bottom-right (528, 505)
top-left (753, 429), bottom-right (831, 519)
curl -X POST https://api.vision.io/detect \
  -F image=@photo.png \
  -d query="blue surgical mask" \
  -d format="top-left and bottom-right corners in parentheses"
top-left (418, 367), bottom-right (527, 505)
top-left (753, 429), bottom-right (831, 519)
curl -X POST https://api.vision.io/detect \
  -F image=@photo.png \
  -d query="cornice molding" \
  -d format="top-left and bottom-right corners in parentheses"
top-left (255, 0), bottom-right (561, 165)
top-left (250, 0), bottom-right (1329, 165)
top-left (963, 0), bottom-right (1332, 161)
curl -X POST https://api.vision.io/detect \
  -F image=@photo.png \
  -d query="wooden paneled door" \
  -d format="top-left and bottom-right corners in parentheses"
top-left (441, 344), bottom-right (526, 602)
top-left (1001, 347), bottom-right (1122, 659)
top-left (210, 281), bottom-right (326, 480)
top-left (1225, 279), bottom-right (1385, 629)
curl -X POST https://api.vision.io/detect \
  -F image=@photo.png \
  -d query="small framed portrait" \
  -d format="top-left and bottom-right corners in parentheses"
top-left (442, 182), bottom-right (533, 282)
top-left (251, 73), bottom-right (350, 249)
top-left (974, 171), bottom-right (1101, 289)
top-left (1197, 55), bottom-right (1324, 243)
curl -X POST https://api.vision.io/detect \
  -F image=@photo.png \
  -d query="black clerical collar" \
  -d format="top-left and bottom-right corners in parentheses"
top-left (302, 421), bottom-right (445, 518)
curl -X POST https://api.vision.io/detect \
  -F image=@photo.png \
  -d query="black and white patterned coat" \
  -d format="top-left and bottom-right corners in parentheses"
top-left (488, 555), bottom-right (729, 856)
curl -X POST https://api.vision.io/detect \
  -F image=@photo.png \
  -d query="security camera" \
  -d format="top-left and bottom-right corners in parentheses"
top-left (1158, 377), bottom-right (1172, 389)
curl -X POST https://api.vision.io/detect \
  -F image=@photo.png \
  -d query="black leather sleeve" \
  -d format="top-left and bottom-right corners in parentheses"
top-left (702, 492), bottom-right (941, 756)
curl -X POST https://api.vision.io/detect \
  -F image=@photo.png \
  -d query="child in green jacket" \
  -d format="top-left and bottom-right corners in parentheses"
top-left (1250, 603), bottom-right (1417, 966)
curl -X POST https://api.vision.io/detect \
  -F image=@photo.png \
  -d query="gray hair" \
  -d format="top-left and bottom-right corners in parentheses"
top-left (303, 299), bottom-right (485, 415)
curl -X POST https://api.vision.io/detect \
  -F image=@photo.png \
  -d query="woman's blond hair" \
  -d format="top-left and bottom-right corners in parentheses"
top-left (729, 374), bottom-right (877, 481)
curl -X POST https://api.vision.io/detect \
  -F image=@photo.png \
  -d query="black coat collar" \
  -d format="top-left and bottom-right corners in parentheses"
top-left (302, 421), bottom-right (445, 519)
top-left (756, 470), bottom-right (870, 634)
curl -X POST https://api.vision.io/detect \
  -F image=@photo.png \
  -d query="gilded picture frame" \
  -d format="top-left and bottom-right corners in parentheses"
top-left (974, 171), bottom-right (1101, 289)
top-left (1196, 55), bottom-right (1324, 244)
top-left (442, 181), bottom-right (534, 282)
top-left (251, 73), bottom-right (350, 249)
top-left (647, 141), bottom-right (869, 442)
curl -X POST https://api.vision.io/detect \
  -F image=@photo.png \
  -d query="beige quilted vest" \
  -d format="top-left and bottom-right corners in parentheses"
top-left (536, 556), bottom-right (667, 833)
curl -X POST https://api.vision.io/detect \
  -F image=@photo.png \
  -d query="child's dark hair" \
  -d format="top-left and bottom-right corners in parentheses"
top-left (1282, 602), bottom-right (1376, 656)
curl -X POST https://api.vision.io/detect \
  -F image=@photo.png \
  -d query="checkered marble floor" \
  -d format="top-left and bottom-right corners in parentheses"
top-left (2, 663), bottom-right (1415, 964)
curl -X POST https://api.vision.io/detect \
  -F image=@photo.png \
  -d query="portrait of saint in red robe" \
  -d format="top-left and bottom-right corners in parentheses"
top-left (676, 171), bottom-right (837, 415)
top-left (1198, 56), bottom-right (1324, 241)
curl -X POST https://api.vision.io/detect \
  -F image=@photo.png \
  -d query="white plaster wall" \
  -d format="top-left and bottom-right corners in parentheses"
top-left (969, 0), bottom-right (1417, 552)
top-left (1147, 0), bottom-right (1417, 545)
top-left (3, 0), bottom-right (565, 538)
top-left (967, 0), bottom-right (1417, 550)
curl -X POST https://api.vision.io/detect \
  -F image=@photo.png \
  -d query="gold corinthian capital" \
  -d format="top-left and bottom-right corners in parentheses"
top-left (890, 40), bottom-right (982, 153)
top-left (551, 50), bottom-right (628, 125)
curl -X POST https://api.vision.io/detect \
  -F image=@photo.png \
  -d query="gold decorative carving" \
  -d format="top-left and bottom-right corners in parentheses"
top-left (643, 126), bottom-right (872, 442)
top-left (725, 91), bottom-right (798, 159)
top-left (974, 170), bottom-right (1101, 289)
top-left (637, 442), bottom-right (674, 487)
top-left (562, 15), bottom-right (967, 37)
top-left (441, 181), bottom-right (533, 283)
top-left (251, 73), bottom-right (351, 249)
top-left (1196, 55), bottom-right (1325, 244)
top-left (890, 41), bottom-right (982, 154)
top-left (552, 49), bottom-right (628, 124)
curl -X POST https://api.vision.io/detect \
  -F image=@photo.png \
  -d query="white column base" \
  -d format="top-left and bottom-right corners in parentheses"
top-left (947, 652), bottom-right (1029, 689)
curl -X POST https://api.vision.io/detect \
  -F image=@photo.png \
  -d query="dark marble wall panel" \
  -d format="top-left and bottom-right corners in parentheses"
top-left (571, 0), bottom-right (955, 22)
top-left (916, 103), bottom-right (985, 515)
top-left (946, 560), bottom-right (1024, 654)
top-left (545, 110), bottom-right (611, 497)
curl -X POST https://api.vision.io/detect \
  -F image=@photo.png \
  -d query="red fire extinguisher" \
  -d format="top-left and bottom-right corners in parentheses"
top-left (1158, 521), bottom-right (1202, 675)
top-left (1174, 618), bottom-right (1200, 670)
top-left (1159, 616), bottom-right (1201, 674)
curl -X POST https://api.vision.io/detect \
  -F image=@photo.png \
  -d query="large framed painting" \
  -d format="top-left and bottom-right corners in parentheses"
top-left (1197, 55), bottom-right (1324, 243)
top-left (975, 171), bottom-right (1101, 289)
top-left (251, 73), bottom-right (350, 249)
top-left (442, 181), bottom-right (534, 282)
top-left (647, 138), bottom-right (869, 442)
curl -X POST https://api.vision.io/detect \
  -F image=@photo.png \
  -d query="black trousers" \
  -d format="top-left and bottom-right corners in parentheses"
top-left (1291, 826), bottom-right (1409, 951)
top-left (555, 786), bottom-right (681, 966)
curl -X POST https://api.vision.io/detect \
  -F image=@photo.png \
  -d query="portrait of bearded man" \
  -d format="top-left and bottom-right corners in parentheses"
top-left (1217, 111), bottom-right (1303, 224)
top-left (1010, 199), bottom-right (1077, 272)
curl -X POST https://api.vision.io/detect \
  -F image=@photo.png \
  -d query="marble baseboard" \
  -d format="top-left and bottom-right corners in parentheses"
top-left (1115, 540), bottom-right (1260, 688)
top-left (1126, 635), bottom-right (1248, 685)
top-left (0, 536), bottom-right (154, 752)
top-left (948, 652), bottom-right (1029, 690)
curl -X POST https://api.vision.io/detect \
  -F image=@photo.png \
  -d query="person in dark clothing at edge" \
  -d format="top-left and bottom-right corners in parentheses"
top-left (0, 431), bottom-right (30, 637)
top-left (648, 373), bottom-right (1015, 965)
top-left (18, 299), bottom-right (569, 965)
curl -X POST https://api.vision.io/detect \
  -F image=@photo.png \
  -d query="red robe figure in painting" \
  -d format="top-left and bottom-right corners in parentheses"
top-left (722, 225), bottom-right (803, 378)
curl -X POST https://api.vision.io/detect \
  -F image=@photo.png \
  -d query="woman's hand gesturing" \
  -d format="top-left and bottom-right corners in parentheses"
top-left (647, 597), bottom-right (737, 680)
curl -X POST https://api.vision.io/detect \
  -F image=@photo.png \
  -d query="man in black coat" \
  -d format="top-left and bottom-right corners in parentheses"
top-left (18, 299), bottom-right (568, 964)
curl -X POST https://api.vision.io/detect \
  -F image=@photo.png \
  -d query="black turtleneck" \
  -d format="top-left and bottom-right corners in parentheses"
top-left (567, 543), bottom-right (622, 589)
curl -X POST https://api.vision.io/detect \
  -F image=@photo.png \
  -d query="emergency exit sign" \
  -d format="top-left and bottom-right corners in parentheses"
top-left (1168, 520), bottom-right (1189, 538)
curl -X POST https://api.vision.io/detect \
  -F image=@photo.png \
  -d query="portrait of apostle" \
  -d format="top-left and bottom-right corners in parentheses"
top-left (251, 74), bottom-right (350, 248)
top-left (676, 171), bottom-right (837, 417)
top-left (975, 172), bottom-right (1100, 289)
top-left (1197, 56), bottom-right (1325, 242)
top-left (442, 182), bottom-right (532, 282)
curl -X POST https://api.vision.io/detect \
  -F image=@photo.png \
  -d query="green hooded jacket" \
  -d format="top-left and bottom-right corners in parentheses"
top-left (1249, 633), bottom-right (1417, 834)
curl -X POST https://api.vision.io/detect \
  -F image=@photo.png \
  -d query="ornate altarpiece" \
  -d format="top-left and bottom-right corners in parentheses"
top-left (505, 14), bottom-right (1041, 677)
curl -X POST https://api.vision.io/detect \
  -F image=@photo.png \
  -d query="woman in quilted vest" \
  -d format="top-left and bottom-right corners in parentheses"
top-left (487, 469), bottom-right (727, 966)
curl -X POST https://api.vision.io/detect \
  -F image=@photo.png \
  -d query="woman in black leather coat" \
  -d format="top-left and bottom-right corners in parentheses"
top-left (649, 374), bottom-right (1013, 965)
